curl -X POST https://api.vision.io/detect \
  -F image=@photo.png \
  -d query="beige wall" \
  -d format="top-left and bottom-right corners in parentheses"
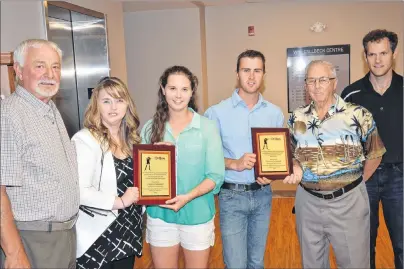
top-left (206, 1), bottom-right (404, 115)
top-left (123, 8), bottom-right (203, 127)
top-left (123, 1), bottom-right (403, 120)
top-left (205, 1), bottom-right (403, 191)
top-left (1, 1), bottom-right (47, 51)
top-left (123, 1), bottom-right (403, 191)
top-left (64, 0), bottom-right (128, 84)
top-left (0, 0), bottom-right (127, 85)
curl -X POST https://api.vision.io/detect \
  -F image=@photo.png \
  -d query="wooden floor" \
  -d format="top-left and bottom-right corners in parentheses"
top-left (135, 198), bottom-right (394, 268)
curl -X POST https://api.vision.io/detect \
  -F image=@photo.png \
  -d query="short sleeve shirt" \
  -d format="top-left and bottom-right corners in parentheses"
top-left (141, 110), bottom-right (225, 225)
top-left (1, 86), bottom-right (79, 221)
top-left (288, 94), bottom-right (385, 191)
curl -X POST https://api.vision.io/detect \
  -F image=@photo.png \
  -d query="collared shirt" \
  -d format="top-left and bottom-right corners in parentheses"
top-left (341, 71), bottom-right (403, 164)
top-left (141, 110), bottom-right (224, 225)
top-left (1, 86), bottom-right (79, 222)
top-left (205, 89), bottom-right (284, 184)
top-left (288, 94), bottom-right (386, 191)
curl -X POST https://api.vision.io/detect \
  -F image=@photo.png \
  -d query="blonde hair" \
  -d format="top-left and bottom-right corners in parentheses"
top-left (84, 77), bottom-right (141, 157)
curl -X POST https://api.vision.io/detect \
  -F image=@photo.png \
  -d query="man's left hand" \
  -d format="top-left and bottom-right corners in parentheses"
top-left (256, 177), bottom-right (272, 185)
top-left (283, 164), bottom-right (303, 184)
top-left (160, 194), bottom-right (192, 212)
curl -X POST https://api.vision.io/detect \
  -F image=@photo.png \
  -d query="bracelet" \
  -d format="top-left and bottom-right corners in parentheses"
top-left (120, 197), bottom-right (126, 208)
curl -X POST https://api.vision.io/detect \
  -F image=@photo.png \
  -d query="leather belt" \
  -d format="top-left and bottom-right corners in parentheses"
top-left (15, 214), bottom-right (78, 232)
top-left (221, 182), bottom-right (263, 191)
top-left (300, 176), bottom-right (362, 200)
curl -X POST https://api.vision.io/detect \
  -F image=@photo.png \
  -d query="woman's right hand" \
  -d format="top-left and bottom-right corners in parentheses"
top-left (121, 187), bottom-right (139, 208)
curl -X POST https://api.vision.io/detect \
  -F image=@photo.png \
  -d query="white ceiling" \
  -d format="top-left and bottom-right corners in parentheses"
top-left (119, 0), bottom-right (401, 12)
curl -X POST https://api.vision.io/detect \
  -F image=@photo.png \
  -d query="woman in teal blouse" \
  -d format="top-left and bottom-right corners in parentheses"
top-left (140, 66), bottom-right (224, 268)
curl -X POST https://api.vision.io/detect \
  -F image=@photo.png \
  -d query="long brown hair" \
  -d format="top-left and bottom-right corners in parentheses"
top-left (84, 77), bottom-right (141, 156)
top-left (146, 66), bottom-right (198, 144)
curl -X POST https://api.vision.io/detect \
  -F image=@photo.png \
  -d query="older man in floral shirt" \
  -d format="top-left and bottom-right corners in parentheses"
top-left (287, 60), bottom-right (385, 269)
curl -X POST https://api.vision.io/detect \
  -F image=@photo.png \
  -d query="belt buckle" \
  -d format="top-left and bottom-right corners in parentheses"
top-left (323, 193), bottom-right (334, 199)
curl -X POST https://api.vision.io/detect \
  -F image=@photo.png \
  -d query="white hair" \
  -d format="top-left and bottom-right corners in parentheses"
top-left (13, 39), bottom-right (62, 84)
top-left (305, 60), bottom-right (337, 78)
top-left (13, 39), bottom-right (62, 67)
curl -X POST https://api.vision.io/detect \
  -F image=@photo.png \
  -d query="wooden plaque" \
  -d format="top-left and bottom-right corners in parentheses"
top-left (251, 128), bottom-right (293, 179)
top-left (133, 144), bottom-right (176, 205)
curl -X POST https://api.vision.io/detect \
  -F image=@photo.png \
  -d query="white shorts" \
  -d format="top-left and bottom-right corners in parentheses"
top-left (146, 214), bottom-right (215, 251)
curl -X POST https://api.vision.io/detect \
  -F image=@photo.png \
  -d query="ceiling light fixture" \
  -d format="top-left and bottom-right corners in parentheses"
top-left (310, 22), bottom-right (327, 33)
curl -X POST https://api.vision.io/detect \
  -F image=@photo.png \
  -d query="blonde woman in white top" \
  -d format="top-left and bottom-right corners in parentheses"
top-left (73, 77), bottom-right (143, 269)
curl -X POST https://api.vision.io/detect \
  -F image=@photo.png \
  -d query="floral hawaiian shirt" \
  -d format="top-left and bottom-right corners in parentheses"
top-left (288, 94), bottom-right (386, 190)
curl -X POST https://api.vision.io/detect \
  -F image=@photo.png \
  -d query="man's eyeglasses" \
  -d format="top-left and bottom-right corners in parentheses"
top-left (305, 77), bottom-right (336, 86)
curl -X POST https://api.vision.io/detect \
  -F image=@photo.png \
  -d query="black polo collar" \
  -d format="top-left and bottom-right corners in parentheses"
top-left (362, 70), bottom-right (401, 93)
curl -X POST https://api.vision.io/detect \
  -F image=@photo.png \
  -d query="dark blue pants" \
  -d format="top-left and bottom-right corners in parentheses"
top-left (366, 163), bottom-right (403, 269)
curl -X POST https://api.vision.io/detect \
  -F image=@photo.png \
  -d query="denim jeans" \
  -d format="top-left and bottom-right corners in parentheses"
top-left (366, 163), bottom-right (403, 269)
top-left (218, 184), bottom-right (272, 269)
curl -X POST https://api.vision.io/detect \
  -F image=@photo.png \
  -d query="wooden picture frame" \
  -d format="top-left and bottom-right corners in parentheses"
top-left (251, 127), bottom-right (293, 179)
top-left (1, 52), bottom-right (16, 99)
top-left (133, 144), bottom-right (176, 205)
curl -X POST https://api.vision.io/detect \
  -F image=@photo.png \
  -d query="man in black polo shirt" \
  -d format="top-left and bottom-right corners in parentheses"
top-left (341, 29), bottom-right (403, 269)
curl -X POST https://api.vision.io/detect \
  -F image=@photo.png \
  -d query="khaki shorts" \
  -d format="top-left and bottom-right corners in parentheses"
top-left (146, 214), bottom-right (215, 251)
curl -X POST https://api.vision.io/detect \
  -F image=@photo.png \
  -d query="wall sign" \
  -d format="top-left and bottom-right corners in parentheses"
top-left (287, 44), bottom-right (350, 112)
